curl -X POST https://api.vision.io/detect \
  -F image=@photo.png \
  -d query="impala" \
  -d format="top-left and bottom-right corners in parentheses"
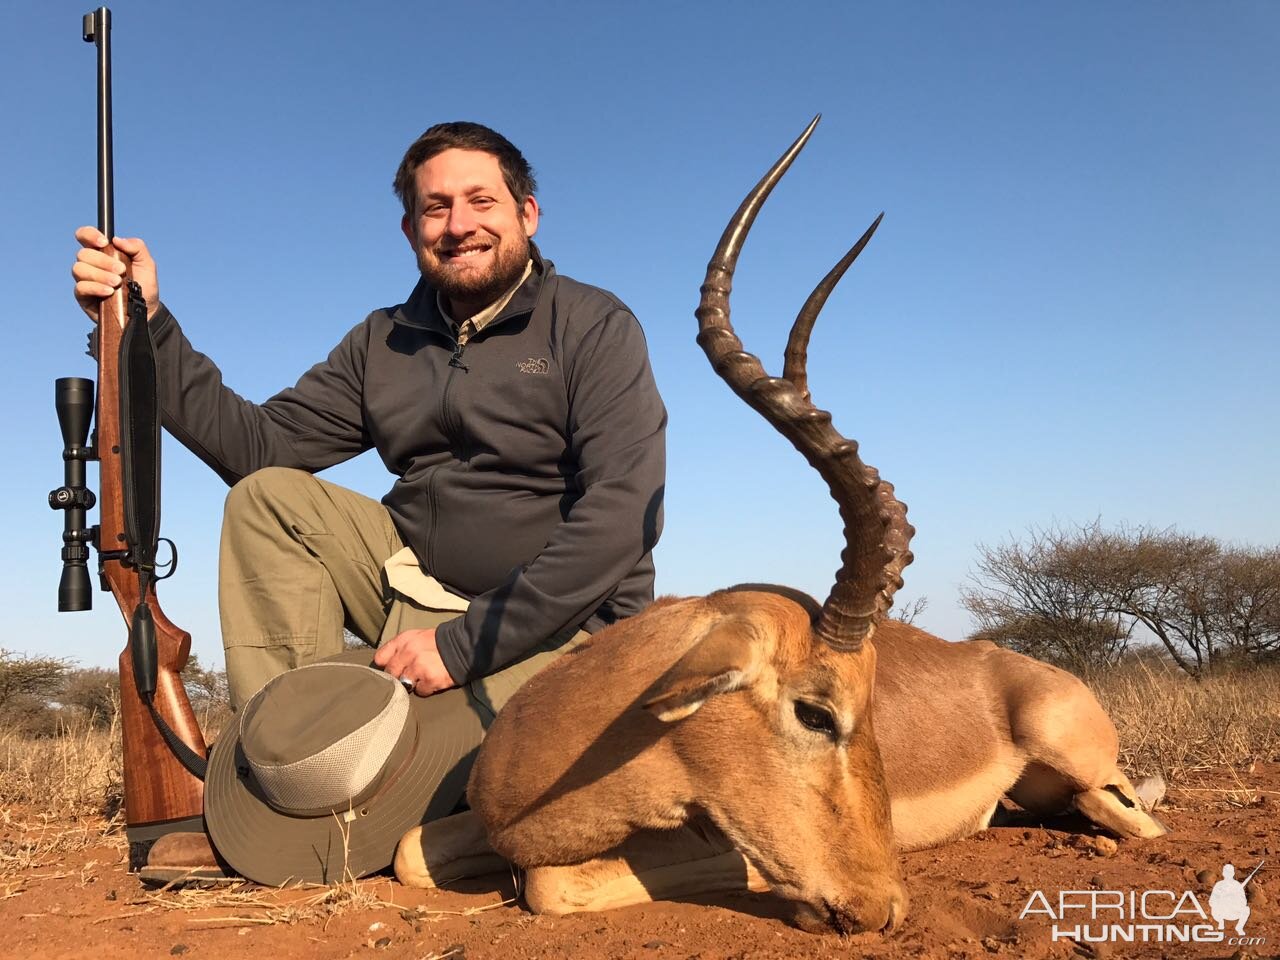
top-left (396, 118), bottom-right (1165, 935)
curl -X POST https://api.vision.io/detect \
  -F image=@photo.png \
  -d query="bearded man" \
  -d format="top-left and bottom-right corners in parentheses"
top-left (72, 121), bottom-right (667, 720)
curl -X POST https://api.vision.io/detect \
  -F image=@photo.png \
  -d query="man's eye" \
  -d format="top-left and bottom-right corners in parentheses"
top-left (794, 700), bottom-right (837, 736)
top-left (472, 197), bottom-right (495, 209)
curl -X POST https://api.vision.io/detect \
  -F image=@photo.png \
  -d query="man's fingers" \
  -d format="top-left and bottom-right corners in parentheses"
top-left (387, 653), bottom-right (415, 682)
top-left (73, 227), bottom-right (148, 262)
top-left (72, 256), bottom-right (125, 286)
top-left (372, 635), bottom-right (400, 668)
top-left (72, 236), bottom-right (126, 303)
top-left (373, 638), bottom-right (412, 680)
top-left (74, 280), bottom-right (118, 301)
top-left (75, 248), bottom-right (126, 274)
top-left (374, 630), bottom-right (448, 694)
top-left (74, 225), bottom-right (109, 249)
top-left (72, 251), bottom-right (125, 309)
top-left (112, 235), bottom-right (151, 262)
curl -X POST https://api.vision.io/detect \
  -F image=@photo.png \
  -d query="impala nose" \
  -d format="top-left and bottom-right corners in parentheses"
top-left (815, 877), bottom-right (908, 935)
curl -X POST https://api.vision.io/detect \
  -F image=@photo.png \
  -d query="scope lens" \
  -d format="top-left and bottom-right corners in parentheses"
top-left (55, 377), bottom-right (95, 449)
top-left (58, 563), bottom-right (92, 612)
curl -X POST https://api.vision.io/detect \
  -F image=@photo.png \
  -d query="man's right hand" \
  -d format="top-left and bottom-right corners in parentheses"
top-left (71, 226), bottom-right (160, 322)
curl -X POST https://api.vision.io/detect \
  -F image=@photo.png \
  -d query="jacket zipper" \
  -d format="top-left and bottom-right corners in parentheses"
top-left (426, 335), bottom-right (467, 574)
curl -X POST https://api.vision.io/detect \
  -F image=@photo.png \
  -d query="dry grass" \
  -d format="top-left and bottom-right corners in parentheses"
top-left (1088, 660), bottom-right (1280, 783)
top-left (1, 704), bottom-right (144, 886)
top-left (0, 710), bottom-right (122, 817)
top-left (0, 696), bottom-right (227, 819)
top-left (0, 806), bottom-right (127, 892)
top-left (120, 877), bottom-right (512, 930)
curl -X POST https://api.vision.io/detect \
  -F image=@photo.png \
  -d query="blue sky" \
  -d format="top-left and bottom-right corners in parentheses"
top-left (4, 1), bottom-right (1277, 671)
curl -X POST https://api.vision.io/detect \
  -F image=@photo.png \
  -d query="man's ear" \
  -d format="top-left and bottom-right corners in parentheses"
top-left (401, 213), bottom-right (415, 249)
top-left (521, 195), bottom-right (540, 238)
top-left (642, 619), bottom-right (760, 723)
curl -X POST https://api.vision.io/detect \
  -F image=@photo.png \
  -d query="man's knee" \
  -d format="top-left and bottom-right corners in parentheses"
top-left (224, 467), bottom-right (315, 522)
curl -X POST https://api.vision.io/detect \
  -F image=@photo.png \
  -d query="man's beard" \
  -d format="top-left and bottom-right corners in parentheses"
top-left (419, 232), bottom-right (530, 310)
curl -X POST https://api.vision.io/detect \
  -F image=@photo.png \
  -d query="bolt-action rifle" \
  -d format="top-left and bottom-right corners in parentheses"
top-left (51, 6), bottom-right (208, 869)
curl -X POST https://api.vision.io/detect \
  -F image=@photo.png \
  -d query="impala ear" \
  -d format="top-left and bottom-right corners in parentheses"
top-left (642, 619), bottom-right (761, 723)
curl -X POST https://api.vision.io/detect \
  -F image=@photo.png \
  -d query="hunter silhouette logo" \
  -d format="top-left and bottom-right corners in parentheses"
top-left (1210, 862), bottom-right (1262, 935)
top-left (1019, 860), bottom-right (1266, 948)
top-left (517, 357), bottom-right (550, 375)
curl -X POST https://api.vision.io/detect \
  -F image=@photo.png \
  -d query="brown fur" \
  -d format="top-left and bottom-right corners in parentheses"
top-left (870, 621), bottom-right (1163, 849)
top-left (398, 597), bottom-right (1163, 931)
top-left (466, 590), bottom-right (904, 933)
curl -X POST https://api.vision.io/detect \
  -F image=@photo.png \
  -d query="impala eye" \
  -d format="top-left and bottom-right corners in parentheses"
top-left (794, 700), bottom-right (837, 736)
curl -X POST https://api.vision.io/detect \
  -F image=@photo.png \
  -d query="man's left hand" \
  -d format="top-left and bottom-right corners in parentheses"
top-left (373, 628), bottom-right (457, 696)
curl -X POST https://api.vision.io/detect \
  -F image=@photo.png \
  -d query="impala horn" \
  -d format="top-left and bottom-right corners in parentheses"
top-left (694, 115), bottom-right (914, 651)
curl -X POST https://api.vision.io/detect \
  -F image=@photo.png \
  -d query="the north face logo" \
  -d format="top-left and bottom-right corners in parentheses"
top-left (517, 358), bottom-right (550, 375)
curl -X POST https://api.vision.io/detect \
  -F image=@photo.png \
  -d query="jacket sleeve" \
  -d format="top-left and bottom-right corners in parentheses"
top-left (433, 308), bottom-right (667, 683)
top-left (149, 304), bottom-right (372, 485)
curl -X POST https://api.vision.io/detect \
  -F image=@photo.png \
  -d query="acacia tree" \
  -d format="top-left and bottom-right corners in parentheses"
top-left (0, 649), bottom-right (71, 735)
top-left (962, 522), bottom-right (1280, 677)
top-left (58, 667), bottom-right (118, 728)
top-left (0, 649), bottom-right (68, 702)
top-left (1072, 525), bottom-right (1220, 675)
top-left (890, 596), bottom-right (929, 627)
top-left (1206, 547), bottom-right (1280, 664)
top-left (961, 528), bottom-right (1133, 673)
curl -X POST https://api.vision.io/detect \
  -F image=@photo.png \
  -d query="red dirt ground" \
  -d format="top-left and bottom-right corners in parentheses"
top-left (2, 764), bottom-right (1276, 960)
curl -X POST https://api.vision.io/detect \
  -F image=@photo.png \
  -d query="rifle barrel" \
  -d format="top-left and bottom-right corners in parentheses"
top-left (82, 7), bottom-right (113, 239)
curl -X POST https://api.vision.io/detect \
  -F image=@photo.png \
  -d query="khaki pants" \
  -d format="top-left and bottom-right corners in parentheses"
top-left (219, 467), bottom-right (586, 712)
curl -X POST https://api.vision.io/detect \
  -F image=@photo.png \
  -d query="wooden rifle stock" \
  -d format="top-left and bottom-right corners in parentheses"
top-left (94, 250), bottom-right (207, 842)
top-left (80, 8), bottom-right (207, 859)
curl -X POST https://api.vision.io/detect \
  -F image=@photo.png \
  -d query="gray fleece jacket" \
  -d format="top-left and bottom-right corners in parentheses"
top-left (150, 246), bottom-right (667, 683)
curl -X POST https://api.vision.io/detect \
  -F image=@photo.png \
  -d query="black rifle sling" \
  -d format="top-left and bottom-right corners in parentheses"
top-left (117, 280), bottom-right (207, 782)
top-left (118, 280), bottom-right (159, 576)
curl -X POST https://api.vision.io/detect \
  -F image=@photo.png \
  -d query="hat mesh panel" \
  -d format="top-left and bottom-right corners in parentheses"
top-left (249, 681), bottom-right (411, 813)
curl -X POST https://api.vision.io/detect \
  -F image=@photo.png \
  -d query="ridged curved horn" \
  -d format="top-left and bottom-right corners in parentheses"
top-left (694, 117), bottom-right (914, 651)
top-left (783, 213), bottom-right (883, 404)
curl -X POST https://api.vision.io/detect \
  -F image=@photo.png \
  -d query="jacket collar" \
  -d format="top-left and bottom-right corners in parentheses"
top-left (392, 242), bottom-right (552, 335)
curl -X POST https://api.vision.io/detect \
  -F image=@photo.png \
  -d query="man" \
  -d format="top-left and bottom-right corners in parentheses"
top-left (72, 121), bottom-right (665, 747)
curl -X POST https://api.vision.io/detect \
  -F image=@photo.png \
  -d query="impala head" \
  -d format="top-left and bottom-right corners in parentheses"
top-left (639, 587), bottom-right (904, 933)
top-left (468, 116), bottom-right (914, 935)
top-left (685, 116), bottom-right (913, 928)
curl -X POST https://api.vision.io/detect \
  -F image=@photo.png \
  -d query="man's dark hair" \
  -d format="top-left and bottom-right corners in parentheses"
top-left (393, 121), bottom-right (538, 216)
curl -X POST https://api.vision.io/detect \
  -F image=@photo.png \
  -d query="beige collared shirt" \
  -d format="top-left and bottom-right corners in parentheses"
top-left (436, 258), bottom-right (534, 347)
top-left (383, 547), bottom-right (470, 612)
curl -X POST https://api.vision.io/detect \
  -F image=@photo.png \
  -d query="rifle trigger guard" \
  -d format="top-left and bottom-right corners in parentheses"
top-left (155, 538), bottom-right (178, 581)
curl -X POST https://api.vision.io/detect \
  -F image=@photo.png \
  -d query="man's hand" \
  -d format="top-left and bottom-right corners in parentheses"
top-left (71, 226), bottom-right (160, 322)
top-left (373, 628), bottom-right (457, 697)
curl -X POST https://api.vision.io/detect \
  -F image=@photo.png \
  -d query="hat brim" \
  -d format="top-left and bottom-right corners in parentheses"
top-left (205, 649), bottom-right (489, 886)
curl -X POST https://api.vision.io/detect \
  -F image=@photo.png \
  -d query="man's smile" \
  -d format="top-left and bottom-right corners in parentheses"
top-left (439, 242), bottom-right (493, 262)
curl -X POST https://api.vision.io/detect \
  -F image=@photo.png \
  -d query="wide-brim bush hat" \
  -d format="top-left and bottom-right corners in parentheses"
top-left (205, 649), bottom-right (487, 886)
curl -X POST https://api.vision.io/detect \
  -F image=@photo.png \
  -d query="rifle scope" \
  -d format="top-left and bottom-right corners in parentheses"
top-left (51, 376), bottom-right (97, 612)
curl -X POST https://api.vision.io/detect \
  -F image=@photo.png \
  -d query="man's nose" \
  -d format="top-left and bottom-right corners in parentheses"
top-left (446, 203), bottom-right (477, 236)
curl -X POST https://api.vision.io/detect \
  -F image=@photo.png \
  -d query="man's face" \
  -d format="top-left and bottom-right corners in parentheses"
top-left (401, 148), bottom-right (539, 313)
